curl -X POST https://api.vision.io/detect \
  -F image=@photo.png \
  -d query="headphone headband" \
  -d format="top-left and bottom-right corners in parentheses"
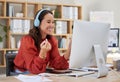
top-left (34, 9), bottom-right (46, 27)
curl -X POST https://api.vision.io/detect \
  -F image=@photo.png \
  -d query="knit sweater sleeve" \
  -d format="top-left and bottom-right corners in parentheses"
top-left (14, 35), bottom-right (47, 74)
top-left (49, 37), bottom-right (69, 69)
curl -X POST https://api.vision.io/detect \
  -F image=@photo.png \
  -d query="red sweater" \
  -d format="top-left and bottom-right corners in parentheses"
top-left (14, 35), bottom-right (69, 74)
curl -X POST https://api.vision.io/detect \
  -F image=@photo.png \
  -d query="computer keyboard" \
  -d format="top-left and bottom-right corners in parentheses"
top-left (81, 67), bottom-right (99, 72)
top-left (69, 67), bottom-right (98, 72)
top-left (65, 71), bottom-right (95, 77)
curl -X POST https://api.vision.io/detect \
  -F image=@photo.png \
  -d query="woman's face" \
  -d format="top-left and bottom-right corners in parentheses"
top-left (40, 13), bottom-right (55, 39)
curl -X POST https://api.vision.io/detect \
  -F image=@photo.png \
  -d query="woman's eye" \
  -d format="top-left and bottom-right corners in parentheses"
top-left (47, 21), bottom-right (50, 23)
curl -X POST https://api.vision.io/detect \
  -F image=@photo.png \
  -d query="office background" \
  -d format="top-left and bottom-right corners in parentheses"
top-left (0, 0), bottom-right (120, 77)
top-left (29, 0), bottom-right (120, 27)
top-left (34, 0), bottom-right (120, 46)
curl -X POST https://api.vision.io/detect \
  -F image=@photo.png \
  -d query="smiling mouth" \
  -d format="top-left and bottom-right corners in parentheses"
top-left (48, 28), bottom-right (53, 32)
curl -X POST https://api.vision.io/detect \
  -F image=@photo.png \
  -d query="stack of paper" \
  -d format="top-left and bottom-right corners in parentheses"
top-left (15, 74), bottom-right (52, 82)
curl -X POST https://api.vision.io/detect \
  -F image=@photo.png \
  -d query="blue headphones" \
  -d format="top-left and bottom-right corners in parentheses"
top-left (34, 9), bottom-right (46, 27)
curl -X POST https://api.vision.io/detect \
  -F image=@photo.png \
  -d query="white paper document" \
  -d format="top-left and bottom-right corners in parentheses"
top-left (15, 74), bottom-right (52, 82)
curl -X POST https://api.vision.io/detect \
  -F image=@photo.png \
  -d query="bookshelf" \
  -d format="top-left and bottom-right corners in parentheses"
top-left (0, 0), bottom-right (82, 67)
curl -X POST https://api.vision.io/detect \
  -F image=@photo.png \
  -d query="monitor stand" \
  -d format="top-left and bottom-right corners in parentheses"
top-left (94, 45), bottom-right (108, 78)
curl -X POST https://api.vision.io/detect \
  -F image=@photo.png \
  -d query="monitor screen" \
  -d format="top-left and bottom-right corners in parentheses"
top-left (108, 28), bottom-right (119, 47)
top-left (69, 20), bottom-right (110, 68)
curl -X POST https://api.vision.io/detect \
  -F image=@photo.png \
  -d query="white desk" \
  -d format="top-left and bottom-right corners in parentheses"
top-left (0, 70), bottom-right (120, 82)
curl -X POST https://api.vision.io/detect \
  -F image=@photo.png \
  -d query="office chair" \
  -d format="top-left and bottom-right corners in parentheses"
top-left (5, 53), bottom-right (18, 76)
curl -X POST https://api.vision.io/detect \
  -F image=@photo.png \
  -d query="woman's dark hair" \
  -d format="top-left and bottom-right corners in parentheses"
top-left (29, 9), bottom-right (53, 50)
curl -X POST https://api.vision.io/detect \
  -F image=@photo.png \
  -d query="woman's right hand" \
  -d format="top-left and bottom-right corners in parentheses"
top-left (39, 39), bottom-right (51, 59)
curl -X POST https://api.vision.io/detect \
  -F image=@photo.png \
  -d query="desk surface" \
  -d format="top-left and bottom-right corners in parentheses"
top-left (0, 70), bottom-right (120, 82)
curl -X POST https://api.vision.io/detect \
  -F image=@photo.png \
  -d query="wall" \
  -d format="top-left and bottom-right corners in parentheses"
top-left (74, 0), bottom-right (120, 27)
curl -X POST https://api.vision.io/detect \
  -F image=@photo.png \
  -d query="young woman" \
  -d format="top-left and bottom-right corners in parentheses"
top-left (14, 9), bottom-right (71, 74)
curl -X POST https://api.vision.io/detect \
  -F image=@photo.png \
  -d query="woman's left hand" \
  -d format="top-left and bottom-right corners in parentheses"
top-left (64, 38), bottom-right (72, 60)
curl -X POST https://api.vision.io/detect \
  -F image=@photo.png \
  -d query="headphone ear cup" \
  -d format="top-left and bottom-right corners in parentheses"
top-left (34, 18), bottom-right (40, 27)
top-left (33, 9), bottom-right (46, 27)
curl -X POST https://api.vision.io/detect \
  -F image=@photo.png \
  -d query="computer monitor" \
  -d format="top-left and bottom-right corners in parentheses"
top-left (69, 20), bottom-right (110, 68)
top-left (108, 28), bottom-right (119, 52)
top-left (108, 28), bottom-right (119, 47)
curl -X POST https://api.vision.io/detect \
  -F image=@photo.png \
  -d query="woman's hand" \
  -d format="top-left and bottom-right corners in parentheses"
top-left (64, 38), bottom-right (72, 60)
top-left (39, 39), bottom-right (51, 59)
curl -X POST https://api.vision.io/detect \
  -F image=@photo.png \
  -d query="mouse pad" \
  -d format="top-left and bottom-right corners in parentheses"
top-left (46, 68), bottom-right (72, 74)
